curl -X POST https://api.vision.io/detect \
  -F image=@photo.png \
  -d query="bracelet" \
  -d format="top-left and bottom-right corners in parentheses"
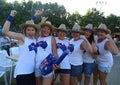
top-left (7, 15), bottom-right (14, 22)
top-left (32, 16), bottom-right (37, 21)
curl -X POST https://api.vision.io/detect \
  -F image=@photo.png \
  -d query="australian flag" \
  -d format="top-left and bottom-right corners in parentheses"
top-left (56, 43), bottom-right (67, 52)
top-left (36, 41), bottom-right (48, 50)
top-left (40, 50), bottom-right (69, 75)
top-left (68, 44), bottom-right (74, 52)
top-left (28, 43), bottom-right (37, 53)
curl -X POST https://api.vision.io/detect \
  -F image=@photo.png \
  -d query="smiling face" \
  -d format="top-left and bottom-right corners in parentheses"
top-left (97, 30), bottom-right (107, 41)
top-left (72, 32), bottom-right (80, 41)
top-left (57, 30), bottom-right (66, 40)
top-left (84, 30), bottom-right (92, 39)
top-left (41, 26), bottom-right (51, 37)
top-left (25, 26), bottom-right (36, 39)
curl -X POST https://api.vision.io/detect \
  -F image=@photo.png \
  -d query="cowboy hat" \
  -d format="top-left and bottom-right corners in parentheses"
top-left (95, 23), bottom-right (111, 34)
top-left (57, 24), bottom-right (67, 33)
top-left (19, 20), bottom-right (38, 30)
top-left (72, 23), bottom-right (82, 33)
top-left (40, 21), bottom-right (53, 32)
top-left (83, 24), bottom-right (93, 31)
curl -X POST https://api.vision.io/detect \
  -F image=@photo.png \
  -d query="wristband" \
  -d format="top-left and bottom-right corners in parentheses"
top-left (32, 16), bottom-right (37, 21)
top-left (7, 15), bottom-right (14, 22)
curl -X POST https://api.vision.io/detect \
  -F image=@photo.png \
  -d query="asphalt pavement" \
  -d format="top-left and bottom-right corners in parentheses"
top-left (55, 51), bottom-right (120, 85)
top-left (106, 52), bottom-right (120, 85)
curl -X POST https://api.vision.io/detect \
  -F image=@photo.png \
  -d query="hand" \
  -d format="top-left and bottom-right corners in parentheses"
top-left (52, 64), bottom-right (60, 70)
top-left (105, 34), bottom-right (112, 40)
top-left (34, 10), bottom-right (43, 16)
top-left (41, 16), bottom-right (48, 23)
top-left (80, 35), bottom-right (88, 42)
top-left (80, 35), bottom-right (87, 40)
top-left (10, 10), bottom-right (17, 17)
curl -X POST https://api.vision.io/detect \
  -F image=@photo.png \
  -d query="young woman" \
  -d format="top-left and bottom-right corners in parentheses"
top-left (94, 23), bottom-right (118, 85)
top-left (82, 24), bottom-right (97, 85)
top-left (35, 21), bottom-right (58, 85)
top-left (2, 10), bottom-right (42, 85)
top-left (68, 23), bottom-right (93, 85)
top-left (55, 24), bottom-right (71, 85)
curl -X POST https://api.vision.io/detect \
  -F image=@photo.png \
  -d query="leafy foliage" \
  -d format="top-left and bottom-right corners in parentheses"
top-left (0, 1), bottom-right (120, 35)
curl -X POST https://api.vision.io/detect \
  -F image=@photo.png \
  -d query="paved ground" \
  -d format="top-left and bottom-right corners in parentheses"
top-left (55, 51), bottom-right (120, 85)
top-left (106, 52), bottom-right (120, 85)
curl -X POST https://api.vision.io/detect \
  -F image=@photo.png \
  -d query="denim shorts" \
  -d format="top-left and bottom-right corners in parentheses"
top-left (83, 62), bottom-right (96, 77)
top-left (70, 64), bottom-right (83, 77)
top-left (35, 68), bottom-right (54, 78)
top-left (98, 65), bottom-right (112, 73)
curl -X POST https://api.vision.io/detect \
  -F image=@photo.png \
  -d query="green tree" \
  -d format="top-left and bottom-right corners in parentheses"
top-left (81, 8), bottom-right (105, 28)
top-left (42, 2), bottom-right (68, 27)
top-left (105, 14), bottom-right (120, 33)
top-left (67, 11), bottom-right (82, 29)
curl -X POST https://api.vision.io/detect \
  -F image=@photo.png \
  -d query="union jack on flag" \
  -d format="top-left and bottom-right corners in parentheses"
top-left (28, 43), bottom-right (37, 53)
top-left (40, 59), bottom-right (48, 69)
top-left (56, 43), bottom-right (62, 48)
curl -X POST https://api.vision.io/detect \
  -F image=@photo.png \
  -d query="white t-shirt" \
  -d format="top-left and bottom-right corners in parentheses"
top-left (83, 51), bottom-right (95, 63)
top-left (55, 37), bottom-right (71, 69)
top-left (95, 37), bottom-right (113, 67)
top-left (69, 38), bottom-right (84, 65)
top-left (14, 37), bottom-right (36, 78)
top-left (35, 36), bottom-right (52, 69)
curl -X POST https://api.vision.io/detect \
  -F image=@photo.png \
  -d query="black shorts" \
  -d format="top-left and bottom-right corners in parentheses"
top-left (16, 72), bottom-right (36, 85)
top-left (55, 69), bottom-right (71, 74)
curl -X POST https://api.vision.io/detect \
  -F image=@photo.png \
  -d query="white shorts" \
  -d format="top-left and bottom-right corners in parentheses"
top-left (35, 68), bottom-right (54, 78)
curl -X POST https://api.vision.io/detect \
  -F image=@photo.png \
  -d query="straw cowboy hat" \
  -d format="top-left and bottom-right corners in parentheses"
top-left (72, 23), bottom-right (82, 33)
top-left (20, 20), bottom-right (38, 31)
top-left (95, 23), bottom-right (111, 34)
top-left (57, 24), bottom-right (67, 33)
top-left (83, 24), bottom-right (93, 31)
top-left (40, 21), bottom-right (53, 32)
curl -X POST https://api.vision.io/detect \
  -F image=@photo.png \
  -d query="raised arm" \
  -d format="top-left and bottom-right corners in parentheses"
top-left (105, 34), bottom-right (118, 55)
top-left (2, 10), bottom-right (24, 42)
top-left (80, 35), bottom-right (93, 54)
top-left (31, 10), bottom-right (43, 21)
top-left (40, 16), bottom-right (48, 23)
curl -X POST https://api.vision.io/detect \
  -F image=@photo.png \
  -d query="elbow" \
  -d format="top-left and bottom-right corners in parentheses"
top-left (2, 29), bottom-right (8, 35)
top-left (112, 50), bottom-right (119, 55)
top-left (2, 29), bottom-right (6, 34)
top-left (113, 52), bottom-right (118, 55)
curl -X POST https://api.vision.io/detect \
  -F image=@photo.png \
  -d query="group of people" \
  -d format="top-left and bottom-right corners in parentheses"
top-left (0, 34), bottom-right (11, 55)
top-left (0, 34), bottom-right (18, 55)
top-left (2, 10), bottom-right (118, 85)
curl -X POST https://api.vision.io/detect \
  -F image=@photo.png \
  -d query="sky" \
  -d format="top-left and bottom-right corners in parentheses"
top-left (6, 0), bottom-right (120, 16)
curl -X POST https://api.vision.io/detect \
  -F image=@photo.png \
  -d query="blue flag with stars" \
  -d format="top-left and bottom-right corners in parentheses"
top-left (28, 43), bottom-right (37, 53)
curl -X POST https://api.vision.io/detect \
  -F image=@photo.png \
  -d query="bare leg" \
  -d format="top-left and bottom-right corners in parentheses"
top-left (36, 77), bottom-right (42, 85)
top-left (70, 77), bottom-right (77, 85)
top-left (93, 67), bottom-right (99, 85)
top-left (42, 77), bottom-right (53, 85)
top-left (99, 71), bottom-right (107, 85)
top-left (78, 74), bottom-right (82, 85)
top-left (60, 73), bottom-right (70, 85)
top-left (84, 76), bottom-right (90, 85)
